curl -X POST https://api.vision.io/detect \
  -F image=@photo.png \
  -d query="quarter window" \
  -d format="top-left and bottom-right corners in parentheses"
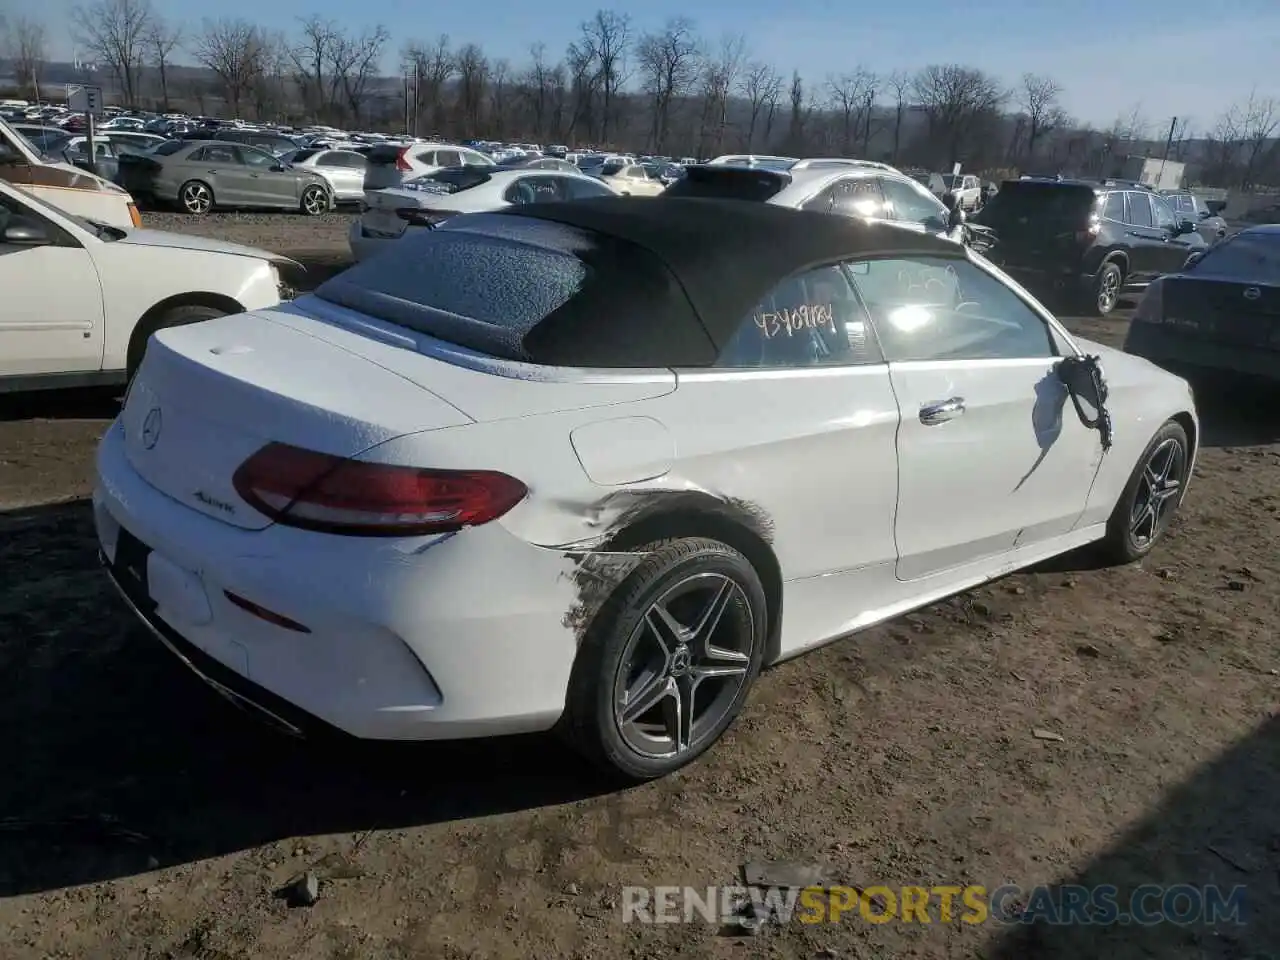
top-left (717, 265), bottom-right (882, 368)
top-left (1125, 192), bottom-right (1154, 228)
top-left (846, 256), bottom-right (1056, 362)
top-left (1102, 192), bottom-right (1125, 221)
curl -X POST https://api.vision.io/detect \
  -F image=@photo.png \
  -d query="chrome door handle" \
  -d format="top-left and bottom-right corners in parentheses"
top-left (919, 397), bottom-right (965, 425)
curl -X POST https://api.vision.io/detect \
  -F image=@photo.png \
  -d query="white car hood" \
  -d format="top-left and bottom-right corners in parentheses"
top-left (117, 228), bottom-right (295, 265)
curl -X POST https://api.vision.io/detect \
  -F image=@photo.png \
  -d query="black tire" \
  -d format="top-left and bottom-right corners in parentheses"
top-left (562, 537), bottom-right (768, 782)
top-left (178, 180), bottom-right (214, 216)
top-left (299, 185), bottom-right (328, 216)
top-left (1099, 419), bottom-right (1190, 564)
top-left (127, 304), bottom-right (230, 383)
top-left (1089, 261), bottom-right (1124, 317)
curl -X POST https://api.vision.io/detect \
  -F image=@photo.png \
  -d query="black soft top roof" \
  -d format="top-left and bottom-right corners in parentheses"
top-left (500, 197), bottom-right (959, 365)
top-left (317, 197), bottom-right (961, 368)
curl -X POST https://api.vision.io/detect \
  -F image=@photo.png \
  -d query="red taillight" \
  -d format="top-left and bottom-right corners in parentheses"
top-left (394, 147), bottom-right (413, 172)
top-left (395, 207), bottom-right (451, 228)
top-left (231, 442), bottom-right (527, 536)
top-left (1133, 277), bottom-right (1164, 324)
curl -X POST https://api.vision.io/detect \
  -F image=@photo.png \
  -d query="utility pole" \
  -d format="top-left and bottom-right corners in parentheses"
top-left (1157, 115), bottom-right (1176, 185)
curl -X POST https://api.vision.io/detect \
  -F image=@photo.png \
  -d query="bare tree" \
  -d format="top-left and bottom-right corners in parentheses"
top-left (827, 69), bottom-right (874, 153)
top-left (580, 11), bottom-right (631, 143)
top-left (1238, 91), bottom-right (1279, 188)
top-left (333, 26), bottom-right (390, 126)
top-left (784, 70), bottom-right (807, 153)
top-left (884, 69), bottom-right (911, 162)
top-left (73, 0), bottom-right (153, 106)
top-left (1112, 103), bottom-right (1149, 143)
top-left (289, 16), bottom-right (338, 123)
top-left (912, 64), bottom-right (1005, 163)
top-left (404, 34), bottom-right (454, 136)
top-left (635, 18), bottom-right (699, 153)
top-left (146, 17), bottom-right (182, 111)
top-left (738, 60), bottom-right (781, 151)
top-left (696, 34), bottom-right (745, 156)
top-left (454, 42), bottom-right (489, 133)
top-left (190, 18), bottom-right (266, 119)
top-left (3, 16), bottom-right (47, 99)
top-left (1018, 73), bottom-right (1063, 160)
top-left (488, 58), bottom-right (510, 137)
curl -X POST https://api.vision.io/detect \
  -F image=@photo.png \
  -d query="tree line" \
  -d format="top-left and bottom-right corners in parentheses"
top-left (3, 1), bottom-right (1279, 188)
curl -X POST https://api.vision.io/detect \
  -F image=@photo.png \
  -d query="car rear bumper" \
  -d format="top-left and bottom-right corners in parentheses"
top-left (94, 420), bottom-right (582, 741)
top-left (1124, 322), bottom-right (1280, 382)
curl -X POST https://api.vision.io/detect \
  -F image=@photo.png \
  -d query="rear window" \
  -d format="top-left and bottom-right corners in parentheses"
top-left (1188, 232), bottom-right (1280, 282)
top-left (315, 216), bottom-right (590, 351)
top-left (663, 166), bottom-right (790, 202)
top-left (401, 167), bottom-right (493, 195)
top-left (979, 182), bottom-right (1098, 221)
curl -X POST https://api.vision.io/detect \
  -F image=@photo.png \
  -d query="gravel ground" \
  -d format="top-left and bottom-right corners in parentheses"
top-left (1, 215), bottom-right (1278, 959)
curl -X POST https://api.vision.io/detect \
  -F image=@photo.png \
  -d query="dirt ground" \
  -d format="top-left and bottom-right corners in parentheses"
top-left (1, 211), bottom-right (1278, 960)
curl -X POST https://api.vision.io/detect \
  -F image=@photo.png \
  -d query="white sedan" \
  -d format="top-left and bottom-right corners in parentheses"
top-left (348, 166), bottom-right (616, 261)
top-left (0, 179), bottom-right (290, 393)
top-left (95, 198), bottom-right (1197, 781)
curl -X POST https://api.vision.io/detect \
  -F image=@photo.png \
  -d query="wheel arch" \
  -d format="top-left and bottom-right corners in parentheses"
top-left (1170, 409), bottom-right (1198, 469)
top-left (126, 292), bottom-right (245, 371)
top-left (589, 491), bottom-right (785, 665)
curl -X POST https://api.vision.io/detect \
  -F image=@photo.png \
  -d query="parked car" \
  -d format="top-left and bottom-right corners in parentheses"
top-left (1160, 190), bottom-right (1229, 244)
top-left (361, 142), bottom-right (494, 200)
top-left (277, 147), bottom-right (367, 203)
top-left (0, 178), bottom-right (290, 393)
top-left (1125, 224), bottom-right (1280, 383)
top-left (185, 127), bottom-right (300, 157)
top-left (349, 165), bottom-right (616, 261)
top-left (496, 155), bottom-right (581, 173)
top-left (663, 159), bottom-right (964, 242)
top-left (595, 159), bottom-right (667, 196)
top-left (972, 177), bottom-right (1207, 316)
top-left (96, 197), bottom-right (1197, 780)
top-left (116, 140), bottom-right (334, 215)
top-left (11, 123), bottom-right (71, 156)
top-left (927, 173), bottom-right (982, 211)
top-left (0, 116), bottom-right (141, 228)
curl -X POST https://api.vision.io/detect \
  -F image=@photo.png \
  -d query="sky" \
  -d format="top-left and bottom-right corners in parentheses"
top-left (29, 0), bottom-right (1280, 132)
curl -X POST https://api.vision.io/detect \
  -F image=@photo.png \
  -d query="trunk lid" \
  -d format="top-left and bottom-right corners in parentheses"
top-left (1159, 277), bottom-right (1280, 348)
top-left (121, 310), bottom-right (474, 529)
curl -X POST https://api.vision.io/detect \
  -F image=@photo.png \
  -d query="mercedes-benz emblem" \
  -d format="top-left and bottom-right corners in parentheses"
top-left (669, 646), bottom-right (692, 677)
top-left (141, 408), bottom-right (163, 449)
top-left (1243, 287), bottom-right (1261, 301)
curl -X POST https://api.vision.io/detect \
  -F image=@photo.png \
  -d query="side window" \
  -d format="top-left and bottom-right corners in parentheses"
top-left (1125, 192), bottom-right (1154, 228)
top-left (187, 146), bottom-right (209, 162)
top-left (204, 145), bottom-right (240, 164)
top-left (879, 177), bottom-right (948, 228)
top-left (561, 176), bottom-right (614, 200)
top-left (415, 150), bottom-right (437, 167)
top-left (436, 149), bottom-right (462, 167)
top-left (1102, 192), bottom-right (1125, 221)
top-left (802, 185), bottom-right (836, 213)
top-left (237, 146), bottom-right (276, 168)
top-left (717, 265), bottom-right (882, 369)
top-left (341, 152), bottom-right (367, 168)
top-left (847, 256), bottom-right (1056, 362)
top-left (830, 178), bottom-right (888, 219)
top-left (1151, 195), bottom-right (1177, 231)
top-left (316, 152), bottom-right (343, 167)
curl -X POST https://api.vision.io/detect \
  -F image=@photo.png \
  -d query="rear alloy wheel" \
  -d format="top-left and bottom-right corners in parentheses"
top-left (1100, 420), bottom-right (1189, 564)
top-left (1091, 261), bottom-right (1123, 316)
top-left (179, 180), bottom-right (214, 216)
top-left (300, 185), bottom-right (328, 216)
top-left (563, 538), bottom-right (767, 781)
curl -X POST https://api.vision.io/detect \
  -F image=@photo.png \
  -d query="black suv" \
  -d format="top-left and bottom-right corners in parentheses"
top-left (972, 177), bottom-right (1208, 316)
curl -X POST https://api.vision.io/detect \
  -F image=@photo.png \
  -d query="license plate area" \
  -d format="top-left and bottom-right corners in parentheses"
top-left (113, 526), bottom-right (155, 612)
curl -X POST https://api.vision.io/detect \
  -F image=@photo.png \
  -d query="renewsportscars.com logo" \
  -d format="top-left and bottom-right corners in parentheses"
top-left (622, 883), bottom-right (1248, 927)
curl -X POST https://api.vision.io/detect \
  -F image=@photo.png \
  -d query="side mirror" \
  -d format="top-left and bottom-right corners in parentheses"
top-left (1175, 218), bottom-right (1197, 235)
top-left (270, 163), bottom-right (286, 172)
top-left (2, 217), bottom-right (51, 246)
top-left (1198, 209), bottom-right (1211, 219)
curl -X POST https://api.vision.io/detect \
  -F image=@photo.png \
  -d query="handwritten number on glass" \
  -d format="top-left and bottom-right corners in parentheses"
top-left (754, 303), bottom-right (836, 339)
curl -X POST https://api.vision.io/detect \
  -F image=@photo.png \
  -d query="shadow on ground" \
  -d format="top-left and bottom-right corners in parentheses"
top-left (1187, 375), bottom-right (1280, 448)
top-left (0, 387), bottom-right (120, 424)
top-left (287, 251), bottom-right (352, 291)
top-left (984, 713), bottom-right (1279, 959)
top-left (0, 500), bottom-right (610, 897)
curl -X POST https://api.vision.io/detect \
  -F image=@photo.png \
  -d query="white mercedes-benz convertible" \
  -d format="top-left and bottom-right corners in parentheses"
top-left (94, 198), bottom-right (1198, 781)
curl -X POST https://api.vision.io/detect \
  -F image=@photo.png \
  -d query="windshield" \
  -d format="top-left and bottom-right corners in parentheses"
top-left (1187, 232), bottom-right (1280, 282)
top-left (600, 160), bottom-right (626, 175)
